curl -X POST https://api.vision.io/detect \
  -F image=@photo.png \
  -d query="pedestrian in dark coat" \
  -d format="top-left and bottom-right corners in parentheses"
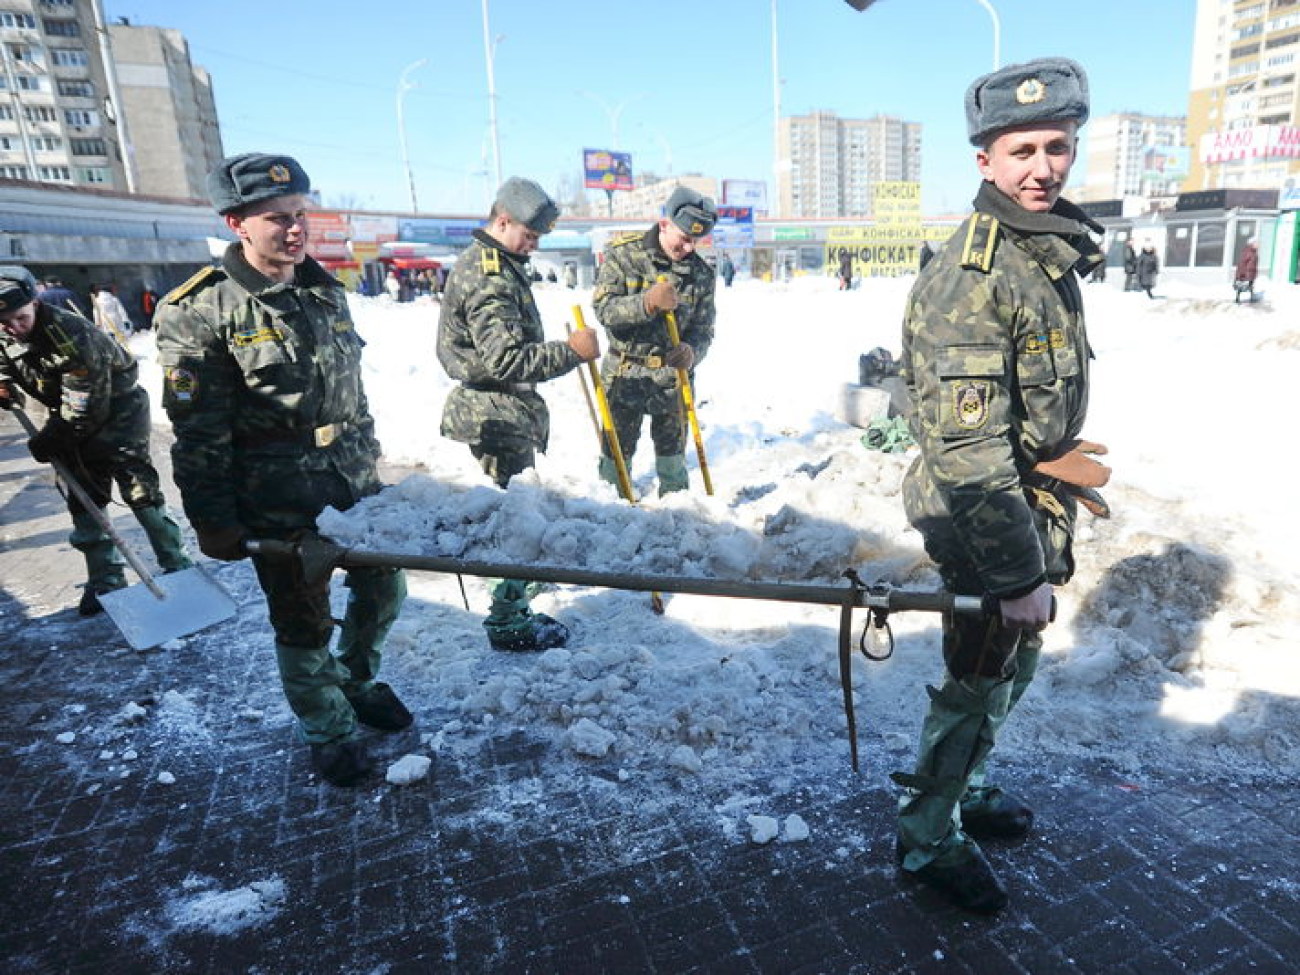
top-left (1136, 244), bottom-right (1159, 299)
top-left (1122, 240), bottom-right (1138, 291)
top-left (838, 248), bottom-right (854, 290)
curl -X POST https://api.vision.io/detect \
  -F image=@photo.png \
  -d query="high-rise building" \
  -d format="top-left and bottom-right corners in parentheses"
top-left (1076, 112), bottom-right (1188, 204)
top-left (777, 110), bottom-right (920, 219)
top-left (108, 21), bottom-right (223, 200)
top-left (1187, 0), bottom-right (1300, 192)
top-left (0, 0), bottom-right (128, 189)
top-left (0, 1), bottom-right (220, 198)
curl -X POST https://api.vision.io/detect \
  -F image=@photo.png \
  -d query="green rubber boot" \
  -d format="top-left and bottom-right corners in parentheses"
top-left (654, 454), bottom-right (689, 496)
top-left (133, 503), bottom-right (193, 572)
top-left (70, 508), bottom-right (127, 615)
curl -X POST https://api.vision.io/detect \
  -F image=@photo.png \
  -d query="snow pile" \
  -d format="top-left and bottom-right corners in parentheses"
top-left (165, 875), bottom-right (287, 935)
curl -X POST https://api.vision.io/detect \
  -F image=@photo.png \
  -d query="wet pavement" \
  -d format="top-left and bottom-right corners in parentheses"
top-left (2, 411), bottom-right (1297, 974)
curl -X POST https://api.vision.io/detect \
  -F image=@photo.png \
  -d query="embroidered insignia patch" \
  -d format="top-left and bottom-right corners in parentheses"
top-left (1049, 328), bottom-right (1066, 349)
top-left (166, 367), bottom-right (196, 402)
top-left (232, 325), bottom-right (286, 347)
top-left (953, 381), bottom-right (991, 430)
top-left (1025, 333), bottom-right (1048, 355)
top-left (1016, 78), bottom-right (1045, 105)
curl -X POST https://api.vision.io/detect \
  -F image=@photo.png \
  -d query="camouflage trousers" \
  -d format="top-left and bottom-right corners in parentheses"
top-left (599, 375), bottom-right (690, 495)
top-left (252, 526), bottom-right (407, 744)
top-left (894, 553), bottom-right (1044, 868)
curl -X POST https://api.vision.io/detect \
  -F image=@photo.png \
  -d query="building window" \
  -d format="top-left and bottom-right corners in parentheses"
top-left (64, 109), bottom-right (98, 127)
top-left (58, 79), bottom-right (94, 97)
top-left (79, 167), bottom-right (109, 184)
top-left (70, 137), bottom-right (106, 156)
top-left (0, 105), bottom-right (12, 120)
top-left (1, 165), bottom-right (30, 179)
top-left (16, 75), bottom-right (45, 91)
top-left (40, 0), bottom-right (76, 6)
top-left (36, 165), bottom-right (71, 181)
top-left (49, 48), bottom-right (88, 67)
top-left (42, 18), bottom-right (80, 36)
top-left (24, 105), bottom-right (57, 123)
top-left (0, 13), bottom-right (37, 28)
top-left (0, 136), bottom-right (15, 151)
top-left (30, 135), bottom-right (62, 151)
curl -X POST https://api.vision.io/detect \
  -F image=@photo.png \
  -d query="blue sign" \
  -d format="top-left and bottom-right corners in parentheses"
top-left (712, 206), bottom-right (754, 250)
top-left (397, 218), bottom-right (482, 246)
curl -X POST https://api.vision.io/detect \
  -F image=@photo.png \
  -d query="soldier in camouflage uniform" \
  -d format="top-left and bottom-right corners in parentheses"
top-left (591, 186), bottom-right (716, 496)
top-left (0, 265), bottom-right (192, 616)
top-left (894, 59), bottom-right (1110, 913)
top-left (437, 177), bottom-right (599, 652)
top-left (154, 154), bottom-right (410, 787)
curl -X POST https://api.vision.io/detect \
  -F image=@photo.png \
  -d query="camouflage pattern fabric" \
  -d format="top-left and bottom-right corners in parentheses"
top-left (900, 181), bottom-right (1103, 599)
top-left (436, 229), bottom-right (583, 455)
top-left (591, 226), bottom-right (715, 462)
top-left (0, 302), bottom-right (164, 511)
top-left (155, 244), bottom-right (384, 535)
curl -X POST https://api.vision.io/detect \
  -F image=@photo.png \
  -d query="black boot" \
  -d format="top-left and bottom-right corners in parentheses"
top-left (486, 613), bottom-right (569, 653)
top-left (348, 682), bottom-right (413, 732)
top-left (78, 582), bottom-right (126, 617)
top-left (897, 838), bottom-right (1008, 914)
top-left (961, 787), bottom-right (1034, 839)
top-left (310, 739), bottom-right (372, 787)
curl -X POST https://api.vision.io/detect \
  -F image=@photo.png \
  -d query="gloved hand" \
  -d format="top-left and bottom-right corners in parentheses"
top-left (196, 525), bottom-right (249, 561)
top-left (999, 581), bottom-right (1054, 630)
top-left (642, 281), bottom-right (678, 315)
top-left (27, 415), bottom-right (75, 463)
top-left (0, 381), bottom-right (25, 411)
top-left (566, 328), bottom-right (599, 362)
top-left (664, 343), bottom-right (695, 370)
top-left (1034, 439), bottom-right (1111, 488)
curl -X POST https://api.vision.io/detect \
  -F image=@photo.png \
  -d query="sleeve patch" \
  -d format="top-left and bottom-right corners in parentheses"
top-left (166, 366), bottom-right (197, 402)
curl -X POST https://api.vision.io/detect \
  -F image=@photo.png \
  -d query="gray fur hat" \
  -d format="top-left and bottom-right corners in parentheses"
top-left (495, 177), bottom-right (559, 234)
top-left (965, 57), bottom-right (1089, 147)
top-left (207, 153), bottom-right (311, 215)
top-left (0, 265), bottom-right (38, 312)
top-left (665, 186), bottom-right (718, 238)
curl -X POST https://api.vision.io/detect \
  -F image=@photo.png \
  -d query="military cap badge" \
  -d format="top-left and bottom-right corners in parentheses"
top-left (690, 221), bottom-right (704, 235)
top-left (268, 164), bottom-right (292, 184)
top-left (1016, 78), bottom-right (1046, 105)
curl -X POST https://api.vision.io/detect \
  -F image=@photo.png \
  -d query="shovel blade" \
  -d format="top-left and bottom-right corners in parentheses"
top-left (96, 566), bottom-right (238, 650)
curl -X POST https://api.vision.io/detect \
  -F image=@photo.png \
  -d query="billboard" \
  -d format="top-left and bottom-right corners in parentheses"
top-left (712, 206), bottom-right (754, 250)
top-left (1140, 146), bottom-right (1190, 182)
top-left (1200, 124), bottom-right (1300, 164)
top-left (307, 210), bottom-right (350, 261)
top-left (722, 179), bottom-right (768, 211)
top-left (583, 148), bottom-right (634, 191)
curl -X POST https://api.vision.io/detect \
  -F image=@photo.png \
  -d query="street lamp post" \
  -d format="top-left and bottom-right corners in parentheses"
top-left (481, 0), bottom-right (503, 189)
top-left (396, 58), bottom-right (427, 214)
top-left (972, 0), bottom-right (1001, 70)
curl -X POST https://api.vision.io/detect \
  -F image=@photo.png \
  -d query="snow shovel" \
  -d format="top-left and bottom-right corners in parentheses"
top-left (13, 406), bottom-right (237, 649)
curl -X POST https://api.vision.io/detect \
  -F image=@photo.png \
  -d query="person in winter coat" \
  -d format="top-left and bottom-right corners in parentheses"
top-left (838, 248), bottom-right (854, 290)
top-left (0, 265), bottom-right (192, 616)
top-left (38, 277), bottom-right (86, 318)
top-left (1122, 239), bottom-right (1138, 291)
top-left (437, 177), bottom-right (599, 653)
top-left (719, 252), bottom-right (736, 287)
top-left (896, 57), bottom-right (1109, 916)
top-left (1234, 239), bottom-right (1259, 303)
top-left (139, 287), bottom-right (160, 331)
top-left (1136, 244), bottom-right (1159, 299)
top-left (591, 185), bottom-right (716, 496)
top-left (89, 283), bottom-right (133, 346)
top-left (156, 153), bottom-right (412, 788)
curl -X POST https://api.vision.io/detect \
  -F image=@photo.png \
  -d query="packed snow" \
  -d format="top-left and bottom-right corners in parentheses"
top-left (121, 264), bottom-right (1299, 818)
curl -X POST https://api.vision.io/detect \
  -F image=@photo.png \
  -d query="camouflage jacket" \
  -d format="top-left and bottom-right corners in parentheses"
top-left (900, 182), bottom-right (1103, 597)
top-left (436, 229), bottom-right (582, 450)
top-left (591, 226), bottom-right (715, 388)
top-left (0, 302), bottom-right (150, 446)
top-left (154, 245), bottom-right (382, 532)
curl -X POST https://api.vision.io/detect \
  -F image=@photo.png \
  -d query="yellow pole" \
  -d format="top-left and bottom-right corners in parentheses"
top-left (564, 321), bottom-right (604, 452)
top-left (573, 304), bottom-right (664, 613)
top-left (662, 307), bottom-right (714, 496)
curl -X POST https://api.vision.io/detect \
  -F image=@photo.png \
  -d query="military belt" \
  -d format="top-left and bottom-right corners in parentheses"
top-left (614, 350), bottom-right (664, 369)
top-left (234, 421), bottom-right (352, 449)
top-left (462, 381), bottom-right (536, 394)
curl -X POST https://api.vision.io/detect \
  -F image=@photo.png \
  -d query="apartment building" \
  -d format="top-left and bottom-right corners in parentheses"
top-left (1187, 0), bottom-right (1300, 192)
top-left (0, 1), bottom-right (220, 198)
top-left (1076, 112), bottom-right (1188, 204)
top-left (776, 110), bottom-right (920, 219)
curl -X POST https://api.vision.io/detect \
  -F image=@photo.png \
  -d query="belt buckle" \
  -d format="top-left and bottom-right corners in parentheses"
top-left (646, 355), bottom-right (663, 369)
top-left (313, 423), bottom-right (338, 448)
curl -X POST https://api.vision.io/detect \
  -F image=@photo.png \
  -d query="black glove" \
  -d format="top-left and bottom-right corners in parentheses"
top-left (664, 343), bottom-right (695, 370)
top-left (27, 415), bottom-right (75, 463)
top-left (0, 382), bottom-right (25, 411)
top-left (195, 525), bottom-right (249, 562)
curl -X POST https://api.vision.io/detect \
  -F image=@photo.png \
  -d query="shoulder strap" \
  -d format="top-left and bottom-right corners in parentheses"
top-left (162, 265), bottom-right (221, 304)
top-left (958, 213), bottom-right (1000, 273)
